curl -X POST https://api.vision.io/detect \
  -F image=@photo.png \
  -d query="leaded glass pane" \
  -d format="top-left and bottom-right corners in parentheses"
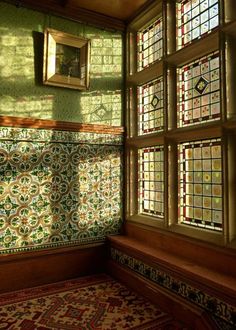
top-left (138, 146), bottom-right (164, 217)
top-left (137, 17), bottom-right (163, 72)
top-left (178, 138), bottom-right (222, 231)
top-left (177, 0), bottom-right (219, 49)
top-left (177, 51), bottom-right (220, 127)
top-left (138, 78), bottom-right (164, 135)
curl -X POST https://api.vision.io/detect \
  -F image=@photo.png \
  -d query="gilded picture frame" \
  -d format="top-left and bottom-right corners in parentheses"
top-left (43, 28), bottom-right (90, 90)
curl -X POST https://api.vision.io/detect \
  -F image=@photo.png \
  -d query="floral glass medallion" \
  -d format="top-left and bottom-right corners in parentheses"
top-left (195, 76), bottom-right (209, 94)
top-left (151, 95), bottom-right (160, 108)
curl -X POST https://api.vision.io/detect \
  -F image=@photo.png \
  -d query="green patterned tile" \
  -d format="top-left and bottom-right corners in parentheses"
top-left (0, 126), bottom-right (123, 254)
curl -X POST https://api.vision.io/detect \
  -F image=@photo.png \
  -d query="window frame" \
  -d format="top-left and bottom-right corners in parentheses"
top-left (125, 0), bottom-right (236, 247)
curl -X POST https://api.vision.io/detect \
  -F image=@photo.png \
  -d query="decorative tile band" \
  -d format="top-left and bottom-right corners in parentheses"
top-left (110, 247), bottom-right (236, 327)
top-left (0, 126), bottom-right (123, 254)
top-left (0, 126), bottom-right (123, 145)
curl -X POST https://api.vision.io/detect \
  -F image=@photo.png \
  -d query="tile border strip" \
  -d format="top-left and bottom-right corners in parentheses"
top-left (0, 126), bottom-right (123, 145)
top-left (110, 247), bottom-right (236, 327)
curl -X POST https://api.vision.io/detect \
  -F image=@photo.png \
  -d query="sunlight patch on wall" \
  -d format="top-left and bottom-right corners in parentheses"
top-left (0, 33), bottom-right (34, 81)
top-left (80, 90), bottom-right (122, 126)
top-left (0, 95), bottom-right (54, 118)
top-left (0, 3), bottom-right (124, 123)
top-left (0, 126), bottom-right (123, 254)
top-left (88, 34), bottom-right (123, 78)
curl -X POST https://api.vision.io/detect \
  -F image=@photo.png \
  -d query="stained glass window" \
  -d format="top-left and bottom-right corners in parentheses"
top-left (177, 0), bottom-right (219, 49)
top-left (178, 51), bottom-right (220, 127)
top-left (178, 138), bottom-right (222, 231)
top-left (138, 146), bottom-right (164, 217)
top-left (137, 17), bottom-right (163, 71)
top-left (138, 78), bottom-right (164, 135)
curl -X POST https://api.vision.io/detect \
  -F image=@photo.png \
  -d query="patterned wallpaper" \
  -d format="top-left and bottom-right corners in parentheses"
top-left (0, 126), bottom-right (123, 254)
top-left (0, 2), bottom-right (123, 126)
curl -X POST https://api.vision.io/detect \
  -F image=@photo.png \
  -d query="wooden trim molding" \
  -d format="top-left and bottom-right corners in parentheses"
top-left (0, 115), bottom-right (124, 135)
top-left (167, 30), bottom-right (219, 66)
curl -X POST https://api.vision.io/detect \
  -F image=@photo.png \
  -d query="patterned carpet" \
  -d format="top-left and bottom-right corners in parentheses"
top-left (0, 274), bottom-right (189, 329)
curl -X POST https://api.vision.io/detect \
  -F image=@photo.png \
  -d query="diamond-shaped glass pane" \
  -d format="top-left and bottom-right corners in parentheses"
top-left (195, 76), bottom-right (209, 94)
top-left (96, 104), bottom-right (108, 118)
top-left (151, 95), bottom-right (160, 108)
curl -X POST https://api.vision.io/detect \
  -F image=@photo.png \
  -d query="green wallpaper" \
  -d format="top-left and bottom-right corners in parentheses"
top-left (0, 2), bottom-right (124, 125)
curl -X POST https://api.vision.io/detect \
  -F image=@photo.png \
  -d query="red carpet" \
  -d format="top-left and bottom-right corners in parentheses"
top-left (0, 274), bottom-right (188, 329)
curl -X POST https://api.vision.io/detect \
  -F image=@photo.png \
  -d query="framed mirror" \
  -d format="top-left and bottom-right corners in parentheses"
top-left (43, 28), bottom-right (90, 90)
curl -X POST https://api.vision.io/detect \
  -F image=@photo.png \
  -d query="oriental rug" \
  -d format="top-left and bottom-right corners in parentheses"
top-left (0, 273), bottom-right (189, 330)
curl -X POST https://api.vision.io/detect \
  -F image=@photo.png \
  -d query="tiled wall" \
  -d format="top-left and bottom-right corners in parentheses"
top-left (0, 127), bottom-right (123, 254)
top-left (0, 3), bottom-right (124, 253)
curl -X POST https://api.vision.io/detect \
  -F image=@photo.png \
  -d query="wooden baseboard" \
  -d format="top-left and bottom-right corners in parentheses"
top-left (0, 244), bottom-right (106, 293)
top-left (106, 260), bottom-right (220, 330)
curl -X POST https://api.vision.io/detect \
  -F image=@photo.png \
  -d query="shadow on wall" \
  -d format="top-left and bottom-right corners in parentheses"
top-left (0, 127), bottom-right (123, 253)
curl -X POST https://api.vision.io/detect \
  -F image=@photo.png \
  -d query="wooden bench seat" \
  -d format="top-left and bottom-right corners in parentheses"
top-left (106, 233), bottom-right (236, 330)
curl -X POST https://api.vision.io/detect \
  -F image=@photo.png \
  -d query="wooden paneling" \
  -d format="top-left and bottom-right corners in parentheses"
top-left (108, 234), bottom-right (236, 307)
top-left (124, 222), bottom-right (236, 280)
top-left (0, 244), bottom-right (106, 293)
top-left (107, 260), bottom-right (216, 330)
top-left (0, 115), bottom-right (124, 135)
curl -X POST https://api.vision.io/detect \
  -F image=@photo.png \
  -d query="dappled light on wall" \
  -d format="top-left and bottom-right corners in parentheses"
top-left (80, 90), bottom-right (122, 126)
top-left (0, 95), bottom-right (54, 118)
top-left (0, 30), bottom-right (35, 81)
top-left (0, 126), bottom-right (123, 254)
top-left (88, 34), bottom-right (122, 78)
top-left (0, 2), bottom-right (124, 124)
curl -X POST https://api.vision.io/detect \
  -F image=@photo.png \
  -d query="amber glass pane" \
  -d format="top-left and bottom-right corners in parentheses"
top-left (137, 17), bottom-right (163, 71)
top-left (138, 78), bottom-right (164, 135)
top-left (177, 0), bottom-right (219, 49)
top-left (138, 146), bottom-right (164, 217)
top-left (177, 51), bottom-right (220, 127)
top-left (178, 138), bottom-right (222, 231)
